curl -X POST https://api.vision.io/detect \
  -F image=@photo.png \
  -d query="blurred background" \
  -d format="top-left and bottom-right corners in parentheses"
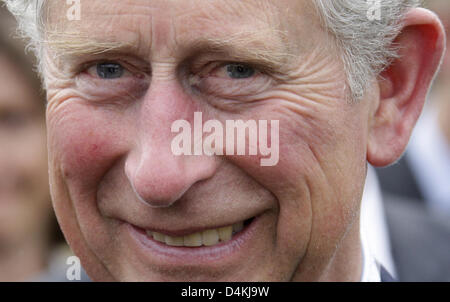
top-left (0, 3), bottom-right (72, 281)
top-left (0, 0), bottom-right (448, 281)
top-left (374, 0), bottom-right (450, 282)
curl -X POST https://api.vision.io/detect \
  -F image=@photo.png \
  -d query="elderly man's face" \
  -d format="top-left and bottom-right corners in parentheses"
top-left (45, 0), bottom-right (372, 281)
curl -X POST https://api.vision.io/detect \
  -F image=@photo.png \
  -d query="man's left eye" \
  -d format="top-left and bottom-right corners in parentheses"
top-left (226, 63), bottom-right (255, 79)
top-left (96, 63), bottom-right (125, 79)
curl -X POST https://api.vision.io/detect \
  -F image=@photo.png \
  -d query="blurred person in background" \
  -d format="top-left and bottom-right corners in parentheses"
top-left (375, 0), bottom-right (450, 282)
top-left (0, 4), bottom-right (75, 282)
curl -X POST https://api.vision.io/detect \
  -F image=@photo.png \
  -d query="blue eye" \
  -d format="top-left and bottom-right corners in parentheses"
top-left (226, 63), bottom-right (255, 79)
top-left (96, 63), bottom-right (124, 79)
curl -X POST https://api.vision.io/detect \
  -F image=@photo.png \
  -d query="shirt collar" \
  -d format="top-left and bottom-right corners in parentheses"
top-left (360, 234), bottom-right (381, 282)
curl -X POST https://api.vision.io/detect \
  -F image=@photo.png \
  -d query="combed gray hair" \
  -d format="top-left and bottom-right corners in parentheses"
top-left (313, 0), bottom-right (421, 100)
top-left (2, 0), bottom-right (46, 59)
top-left (2, 0), bottom-right (421, 101)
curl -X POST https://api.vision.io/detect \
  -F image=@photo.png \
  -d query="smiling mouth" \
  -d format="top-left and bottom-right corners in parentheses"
top-left (145, 218), bottom-right (254, 248)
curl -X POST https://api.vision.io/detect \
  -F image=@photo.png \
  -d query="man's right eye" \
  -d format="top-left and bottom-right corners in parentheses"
top-left (96, 62), bottom-right (125, 79)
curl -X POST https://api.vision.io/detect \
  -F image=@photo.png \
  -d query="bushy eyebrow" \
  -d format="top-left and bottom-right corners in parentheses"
top-left (45, 31), bottom-right (136, 57)
top-left (188, 29), bottom-right (293, 72)
top-left (45, 27), bottom-right (293, 72)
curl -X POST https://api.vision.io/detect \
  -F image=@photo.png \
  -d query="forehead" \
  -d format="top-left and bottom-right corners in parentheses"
top-left (45, 0), bottom-right (321, 58)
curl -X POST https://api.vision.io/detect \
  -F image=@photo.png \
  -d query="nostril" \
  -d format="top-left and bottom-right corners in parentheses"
top-left (124, 142), bottom-right (219, 208)
top-left (124, 153), bottom-right (191, 208)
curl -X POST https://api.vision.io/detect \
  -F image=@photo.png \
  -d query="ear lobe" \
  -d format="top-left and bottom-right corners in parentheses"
top-left (367, 8), bottom-right (446, 167)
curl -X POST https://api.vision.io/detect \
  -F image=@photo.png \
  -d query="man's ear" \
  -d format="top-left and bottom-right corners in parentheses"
top-left (367, 8), bottom-right (446, 167)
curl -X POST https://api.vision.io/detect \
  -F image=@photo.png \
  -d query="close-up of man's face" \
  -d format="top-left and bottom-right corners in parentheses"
top-left (27, 0), bottom-right (443, 281)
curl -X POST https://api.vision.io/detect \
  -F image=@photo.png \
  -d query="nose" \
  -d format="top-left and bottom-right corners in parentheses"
top-left (125, 79), bottom-right (218, 208)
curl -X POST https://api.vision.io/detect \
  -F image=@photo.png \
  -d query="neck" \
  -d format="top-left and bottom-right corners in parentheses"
top-left (292, 214), bottom-right (363, 282)
top-left (321, 215), bottom-right (363, 281)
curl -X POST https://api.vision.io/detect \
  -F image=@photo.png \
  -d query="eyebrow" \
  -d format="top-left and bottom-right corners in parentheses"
top-left (45, 31), bottom-right (136, 57)
top-left (45, 27), bottom-right (293, 72)
top-left (189, 29), bottom-right (294, 72)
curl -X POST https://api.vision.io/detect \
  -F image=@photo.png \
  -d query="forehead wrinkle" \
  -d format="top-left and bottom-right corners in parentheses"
top-left (195, 0), bottom-right (277, 24)
top-left (172, 11), bottom-right (292, 69)
top-left (170, 0), bottom-right (298, 67)
top-left (45, 0), bottom-right (154, 58)
top-left (190, 29), bottom-right (294, 70)
top-left (45, 0), bottom-right (304, 71)
top-left (44, 13), bottom-right (152, 62)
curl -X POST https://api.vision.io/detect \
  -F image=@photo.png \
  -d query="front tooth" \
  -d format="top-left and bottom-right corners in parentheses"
top-left (202, 229), bottom-right (219, 246)
top-left (183, 232), bottom-right (202, 247)
top-left (153, 232), bottom-right (166, 243)
top-left (165, 235), bottom-right (184, 246)
top-left (218, 226), bottom-right (232, 242)
top-left (232, 221), bottom-right (244, 233)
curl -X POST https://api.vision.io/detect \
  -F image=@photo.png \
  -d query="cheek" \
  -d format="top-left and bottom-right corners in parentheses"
top-left (227, 100), bottom-right (368, 235)
top-left (275, 103), bottom-right (368, 246)
top-left (47, 102), bottom-right (129, 192)
top-left (226, 103), bottom-right (341, 192)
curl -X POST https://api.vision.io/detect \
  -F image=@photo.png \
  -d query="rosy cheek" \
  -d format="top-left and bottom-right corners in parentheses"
top-left (48, 103), bottom-right (129, 189)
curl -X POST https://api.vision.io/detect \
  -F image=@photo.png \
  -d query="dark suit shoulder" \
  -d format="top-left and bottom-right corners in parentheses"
top-left (384, 194), bottom-right (450, 281)
top-left (376, 156), bottom-right (424, 201)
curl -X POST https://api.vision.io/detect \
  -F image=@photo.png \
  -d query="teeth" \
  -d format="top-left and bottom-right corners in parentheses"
top-left (232, 221), bottom-right (244, 233)
top-left (218, 226), bottom-right (232, 242)
top-left (151, 231), bottom-right (166, 243)
top-left (165, 235), bottom-right (184, 247)
top-left (202, 229), bottom-right (219, 246)
top-left (149, 221), bottom-right (247, 248)
top-left (183, 232), bottom-right (202, 247)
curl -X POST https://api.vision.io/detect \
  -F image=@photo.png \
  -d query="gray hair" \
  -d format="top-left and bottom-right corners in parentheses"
top-left (2, 0), bottom-right (421, 101)
top-left (2, 0), bottom-right (46, 60)
top-left (313, 0), bottom-right (420, 100)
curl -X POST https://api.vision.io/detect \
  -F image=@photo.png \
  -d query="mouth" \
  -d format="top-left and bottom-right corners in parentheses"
top-left (125, 215), bottom-right (262, 266)
top-left (145, 218), bottom-right (254, 248)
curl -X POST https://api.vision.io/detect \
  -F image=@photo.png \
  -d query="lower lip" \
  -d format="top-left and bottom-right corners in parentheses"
top-left (125, 215), bottom-right (261, 266)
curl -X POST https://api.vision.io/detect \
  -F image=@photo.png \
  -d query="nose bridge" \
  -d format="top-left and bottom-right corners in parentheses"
top-left (125, 77), bottom-right (217, 208)
top-left (139, 77), bottom-right (192, 144)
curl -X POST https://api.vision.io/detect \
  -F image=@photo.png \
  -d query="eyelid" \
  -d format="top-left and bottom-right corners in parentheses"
top-left (76, 57), bottom-right (151, 77)
top-left (86, 61), bottom-right (129, 78)
top-left (193, 61), bottom-right (263, 79)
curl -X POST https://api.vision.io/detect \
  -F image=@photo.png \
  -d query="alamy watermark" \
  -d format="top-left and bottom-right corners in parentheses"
top-left (367, 0), bottom-right (381, 21)
top-left (171, 112), bottom-right (280, 167)
top-left (66, 0), bottom-right (81, 21)
top-left (67, 0), bottom-right (382, 22)
top-left (66, 255), bottom-right (81, 281)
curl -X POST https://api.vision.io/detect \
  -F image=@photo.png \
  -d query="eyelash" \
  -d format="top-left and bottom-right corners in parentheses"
top-left (191, 60), bottom-right (261, 76)
top-left (75, 57), bottom-right (151, 80)
top-left (76, 59), bottom-right (271, 101)
top-left (77, 57), bottom-right (265, 78)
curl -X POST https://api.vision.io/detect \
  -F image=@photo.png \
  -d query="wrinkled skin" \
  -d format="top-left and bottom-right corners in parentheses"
top-left (43, 0), bottom-right (445, 281)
